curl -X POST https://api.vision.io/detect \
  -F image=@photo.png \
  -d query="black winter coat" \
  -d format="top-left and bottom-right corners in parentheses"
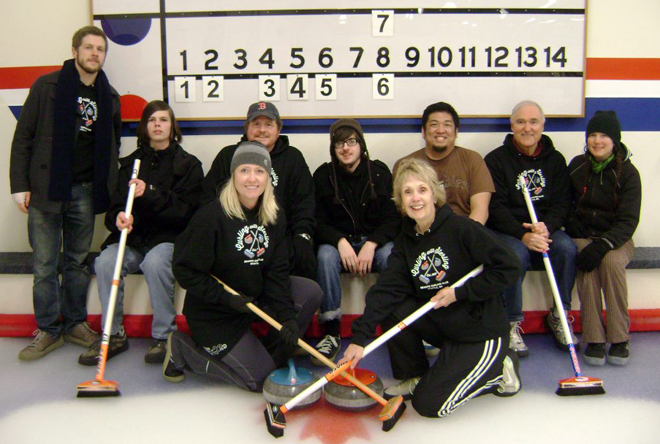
top-left (565, 144), bottom-right (641, 249)
top-left (9, 65), bottom-right (121, 214)
top-left (102, 142), bottom-right (203, 250)
top-left (314, 159), bottom-right (400, 247)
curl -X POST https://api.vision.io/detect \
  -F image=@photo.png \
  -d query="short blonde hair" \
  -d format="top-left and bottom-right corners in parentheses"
top-left (392, 158), bottom-right (446, 215)
top-left (219, 170), bottom-right (279, 226)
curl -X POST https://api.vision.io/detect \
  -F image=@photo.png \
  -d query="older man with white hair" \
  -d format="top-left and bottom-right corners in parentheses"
top-left (485, 101), bottom-right (577, 357)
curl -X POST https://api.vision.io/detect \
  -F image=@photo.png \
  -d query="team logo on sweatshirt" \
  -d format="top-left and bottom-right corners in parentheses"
top-left (203, 343), bottom-right (228, 356)
top-left (517, 169), bottom-right (546, 201)
top-left (411, 247), bottom-right (449, 289)
top-left (270, 168), bottom-right (279, 187)
top-left (235, 224), bottom-right (270, 264)
top-left (77, 96), bottom-right (98, 132)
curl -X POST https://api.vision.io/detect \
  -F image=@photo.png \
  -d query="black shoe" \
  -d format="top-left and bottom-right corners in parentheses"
top-left (607, 341), bottom-right (630, 366)
top-left (78, 328), bottom-right (129, 366)
top-left (145, 339), bottom-right (167, 364)
top-left (162, 332), bottom-right (185, 383)
top-left (583, 343), bottom-right (606, 366)
top-left (311, 334), bottom-right (340, 366)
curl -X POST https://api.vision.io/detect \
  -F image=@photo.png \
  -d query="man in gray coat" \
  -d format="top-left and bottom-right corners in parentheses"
top-left (9, 26), bottom-right (121, 360)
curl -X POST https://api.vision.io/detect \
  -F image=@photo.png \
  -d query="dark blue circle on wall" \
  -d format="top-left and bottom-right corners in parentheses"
top-left (101, 18), bottom-right (151, 46)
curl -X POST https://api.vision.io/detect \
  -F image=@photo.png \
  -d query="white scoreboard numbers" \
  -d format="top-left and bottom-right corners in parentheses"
top-left (93, 0), bottom-right (586, 118)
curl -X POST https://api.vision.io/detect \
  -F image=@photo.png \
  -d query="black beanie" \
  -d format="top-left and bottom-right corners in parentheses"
top-left (586, 110), bottom-right (621, 147)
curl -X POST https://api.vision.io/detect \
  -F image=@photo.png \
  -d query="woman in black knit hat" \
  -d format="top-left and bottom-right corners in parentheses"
top-left (565, 110), bottom-right (642, 366)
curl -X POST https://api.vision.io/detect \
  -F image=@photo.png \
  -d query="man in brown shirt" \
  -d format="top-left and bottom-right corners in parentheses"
top-left (394, 102), bottom-right (494, 225)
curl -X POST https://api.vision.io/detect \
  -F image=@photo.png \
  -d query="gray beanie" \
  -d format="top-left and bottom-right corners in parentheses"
top-left (230, 141), bottom-right (272, 175)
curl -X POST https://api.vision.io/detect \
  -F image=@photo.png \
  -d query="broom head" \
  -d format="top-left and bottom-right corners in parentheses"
top-left (556, 375), bottom-right (605, 396)
top-left (76, 379), bottom-right (120, 398)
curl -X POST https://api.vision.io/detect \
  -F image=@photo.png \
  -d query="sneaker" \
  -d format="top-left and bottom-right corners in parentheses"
top-left (145, 339), bottom-right (167, 364)
top-left (64, 321), bottom-right (100, 348)
top-left (163, 332), bottom-right (185, 383)
top-left (311, 334), bottom-right (341, 366)
top-left (607, 341), bottom-right (630, 366)
top-left (384, 376), bottom-right (421, 401)
top-left (546, 309), bottom-right (580, 352)
top-left (509, 321), bottom-right (529, 358)
top-left (18, 330), bottom-right (64, 361)
top-left (583, 343), bottom-right (606, 366)
top-left (494, 350), bottom-right (522, 397)
top-left (78, 327), bottom-right (129, 366)
top-left (423, 340), bottom-right (440, 357)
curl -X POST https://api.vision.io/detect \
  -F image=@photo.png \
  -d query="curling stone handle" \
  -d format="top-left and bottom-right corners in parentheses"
top-left (286, 358), bottom-right (298, 384)
top-left (208, 274), bottom-right (388, 406)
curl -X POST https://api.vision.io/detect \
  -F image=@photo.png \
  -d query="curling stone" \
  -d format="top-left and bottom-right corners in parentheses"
top-left (324, 368), bottom-right (384, 412)
top-left (263, 359), bottom-right (321, 410)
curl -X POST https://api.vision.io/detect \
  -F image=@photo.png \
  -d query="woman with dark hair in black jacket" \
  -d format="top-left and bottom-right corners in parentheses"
top-left (566, 110), bottom-right (641, 366)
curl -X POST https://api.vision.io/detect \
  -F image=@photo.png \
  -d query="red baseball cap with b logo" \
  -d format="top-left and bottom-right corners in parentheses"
top-left (247, 101), bottom-right (280, 123)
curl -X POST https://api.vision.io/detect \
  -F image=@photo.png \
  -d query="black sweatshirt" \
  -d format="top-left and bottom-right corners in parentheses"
top-left (485, 134), bottom-right (571, 238)
top-left (173, 201), bottom-right (295, 352)
top-left (351, 205), bottom-right (521, 346)
top-left (201, 135), bottom-right (316, 239)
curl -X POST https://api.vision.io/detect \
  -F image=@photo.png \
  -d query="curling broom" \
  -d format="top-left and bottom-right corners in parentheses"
top-left (209, 275), bottom-right (406, 437)
top-left (77, 159), bottom-right (141, 398)
top-left (263, 265), bottom-right (483, 436)
top-left (519, 177), bottom-right (605, 396)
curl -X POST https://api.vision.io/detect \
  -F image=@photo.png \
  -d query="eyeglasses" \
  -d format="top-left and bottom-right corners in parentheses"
top-left (334, 138), bottom-right (358, 149)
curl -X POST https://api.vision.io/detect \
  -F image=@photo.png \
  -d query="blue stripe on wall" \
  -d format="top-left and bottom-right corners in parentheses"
top-left (8, 98), bottom-right (660, 135)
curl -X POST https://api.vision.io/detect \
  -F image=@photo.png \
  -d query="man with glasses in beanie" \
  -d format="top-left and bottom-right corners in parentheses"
top-left (202, 102), bottom-right (317, 280)
top-left (311, 119), bottom-right (400, 363)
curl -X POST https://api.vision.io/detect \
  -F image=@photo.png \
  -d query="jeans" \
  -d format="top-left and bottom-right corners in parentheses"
top-left (95, 242), bottom-right (176, 339)
top-left (316, 238), bottom-right (393, 322)
top-left (28, 182), bottom-right (95, 337)
top-left (494, 230), bottom-right (577, 322)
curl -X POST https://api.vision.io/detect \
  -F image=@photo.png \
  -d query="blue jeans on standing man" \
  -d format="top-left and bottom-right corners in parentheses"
top-left (28, 182), bottom-right (95, 338)
top-left (94, 242), bottom-right (177, 340)
top-left (494, 230), bottom-right (577, 322)
top-left (316, 237), bottom-right (394, 322)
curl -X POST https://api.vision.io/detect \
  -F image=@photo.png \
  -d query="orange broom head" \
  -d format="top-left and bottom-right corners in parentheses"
top-left (76, 379), bottom-right (120, 398)
top-left (556, 375), bottom-right (605, 396)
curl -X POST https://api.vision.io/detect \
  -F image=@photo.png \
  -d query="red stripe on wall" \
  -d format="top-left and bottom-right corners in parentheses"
top-left (2, 310), bottom-right (660, 338)
top-left (0, 66), bottom-right (60, 89)
top-left (586, 58), bottom-right (660, 80)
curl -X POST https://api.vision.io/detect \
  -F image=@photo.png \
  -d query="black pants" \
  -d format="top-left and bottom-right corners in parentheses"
top-left (171, 277), bottom-right (322, 392)
top-left (383, 299), bottom-right (507, 417)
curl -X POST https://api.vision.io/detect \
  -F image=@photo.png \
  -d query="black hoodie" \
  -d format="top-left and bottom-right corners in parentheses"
top-left (485, 134), bottom-right (571, 238)
top-left (201, 135), bottom-right (315, 239)
top-left (351, 205), bottom-right (520, 346)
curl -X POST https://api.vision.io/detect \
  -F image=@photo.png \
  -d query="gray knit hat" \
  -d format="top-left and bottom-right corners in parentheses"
top-left (230, 141), bottom-right (272, 175)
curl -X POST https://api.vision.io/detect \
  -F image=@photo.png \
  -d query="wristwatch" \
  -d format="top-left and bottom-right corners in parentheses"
top-left (297, 233), bottom-right (311, 241)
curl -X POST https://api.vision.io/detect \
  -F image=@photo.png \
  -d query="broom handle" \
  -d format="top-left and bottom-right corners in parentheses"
top-left (95, 159), bottom-right (141, 381)
top-left (209, 275), bottom-right (387, 406)
top-left (364, 264), bottom-right (483, 356)
top-left (280, 264), bottom-right (483, 412)
top-left (519, 178), bottom-right (582, 377)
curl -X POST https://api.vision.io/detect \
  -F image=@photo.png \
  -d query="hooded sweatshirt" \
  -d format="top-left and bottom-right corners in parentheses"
top-left (485, 134), bottom-right (571, 238)
top-left (351, 205), bottom-right (521, 347)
